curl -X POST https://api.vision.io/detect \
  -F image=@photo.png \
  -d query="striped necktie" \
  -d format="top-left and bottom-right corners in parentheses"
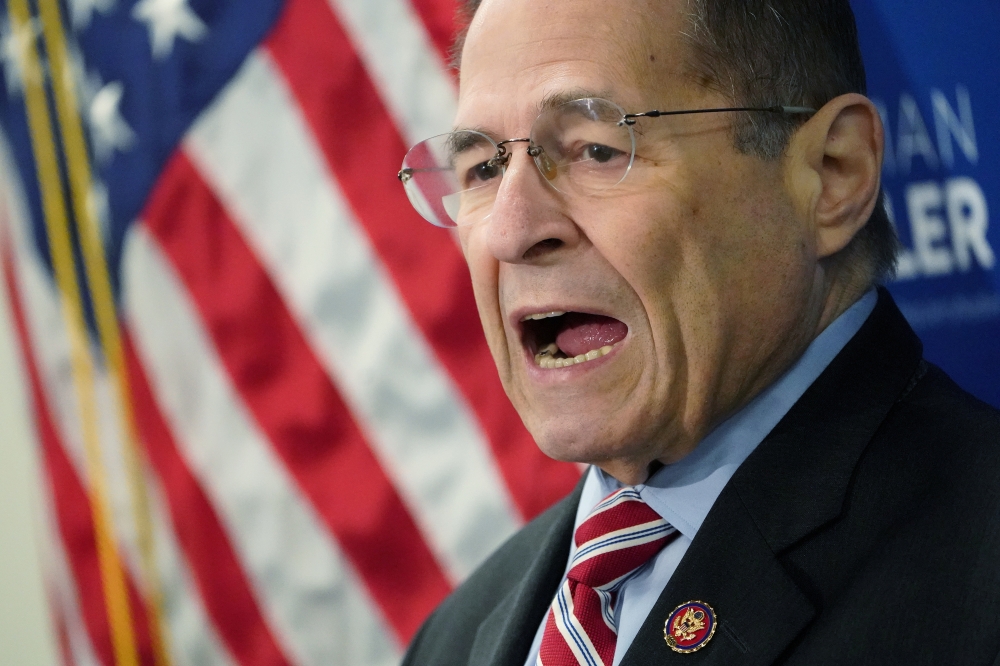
top-left (538, 487), bottom-right (678, 666)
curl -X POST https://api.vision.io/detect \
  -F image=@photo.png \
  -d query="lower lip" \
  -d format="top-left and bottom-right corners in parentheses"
top-left (522, 338), bottom-right (625, 381)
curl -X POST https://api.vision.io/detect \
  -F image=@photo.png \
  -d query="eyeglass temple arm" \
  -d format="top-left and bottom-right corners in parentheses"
top-left (620, 105), bottom-right (816, 126)
top-left (399, 165), bottom-right (451, 182)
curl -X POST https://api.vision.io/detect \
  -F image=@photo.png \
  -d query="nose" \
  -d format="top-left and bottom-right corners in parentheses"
top-left (485, 149), bottom-right (582, 264)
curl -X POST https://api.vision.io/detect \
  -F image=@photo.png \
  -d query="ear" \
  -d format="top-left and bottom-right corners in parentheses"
top-left (785, 93), bottom-right (884, 259)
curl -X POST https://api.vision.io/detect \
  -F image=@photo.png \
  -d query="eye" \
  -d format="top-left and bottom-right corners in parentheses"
top-left (464, 160), bottom-right (502, 187)
top-left (584, 144), bottom-right (623, 163)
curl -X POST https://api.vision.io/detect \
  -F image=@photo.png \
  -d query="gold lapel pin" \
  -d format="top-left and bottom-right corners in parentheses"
top-left (664, 601), bottom-right (717, 654)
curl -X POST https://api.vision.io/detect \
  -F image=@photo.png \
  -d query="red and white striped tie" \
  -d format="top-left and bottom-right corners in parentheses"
top-left (538, 487), bottom-right (678, 666)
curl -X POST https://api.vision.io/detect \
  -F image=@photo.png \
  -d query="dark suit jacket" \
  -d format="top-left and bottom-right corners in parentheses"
top-left (403, 291), bottom-right (1000, 665)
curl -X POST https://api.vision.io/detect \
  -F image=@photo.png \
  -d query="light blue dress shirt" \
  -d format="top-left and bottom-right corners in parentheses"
top-left (524, 290), bottom-right (878, 666)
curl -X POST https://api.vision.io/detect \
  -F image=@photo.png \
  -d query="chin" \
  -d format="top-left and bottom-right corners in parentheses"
top-left (526, 415), bottom-right (640, 467)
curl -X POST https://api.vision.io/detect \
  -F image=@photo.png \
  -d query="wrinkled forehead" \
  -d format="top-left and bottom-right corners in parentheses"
top-left (455, 0), bottom-right (695, 132)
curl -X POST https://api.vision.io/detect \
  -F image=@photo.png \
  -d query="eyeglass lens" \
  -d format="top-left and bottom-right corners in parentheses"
top-left (399, 98), bottom-right (636, 228)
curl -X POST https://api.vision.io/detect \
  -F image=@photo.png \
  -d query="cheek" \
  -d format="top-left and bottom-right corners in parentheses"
top-left (673, 157), bottom-right (802, 284)
top-left (462, 230), bottom-right (512, 368)
top-left (461, 226), bottom-right (497, 298)
top-left (676, 170), bottom-right (813, 361)
top-left (715, 189), bottom-right (808, 291)
top-left (601, 163), bottom-right (805, 350)
top-left (603, 182), bottom-right (705, 320)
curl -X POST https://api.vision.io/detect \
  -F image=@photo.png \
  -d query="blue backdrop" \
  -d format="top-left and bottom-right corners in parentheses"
top-left (854, 0), bottom-right (999, 406)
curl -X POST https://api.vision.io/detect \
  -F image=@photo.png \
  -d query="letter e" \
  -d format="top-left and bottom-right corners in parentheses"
top-left (907, 181), bottom-right (952, 275)
top-left (946, 177), bottom-right (994, 271)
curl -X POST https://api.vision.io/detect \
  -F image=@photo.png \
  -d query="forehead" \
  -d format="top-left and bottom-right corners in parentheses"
top-left (456, 0), bottom-right (691, 130)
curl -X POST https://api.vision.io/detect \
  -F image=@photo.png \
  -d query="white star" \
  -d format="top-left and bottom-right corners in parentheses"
top-left (0, 17), bottom-right (41, 96)
top-left (88, 78), bottom-right (135, 163)
top-left (68, 0), bottom-right (116, 31)
top-left (131, 0), bottom-right (207, 60)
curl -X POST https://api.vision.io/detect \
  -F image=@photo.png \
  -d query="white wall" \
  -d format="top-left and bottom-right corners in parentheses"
top-left (0, 232), bottom-right (58, 665)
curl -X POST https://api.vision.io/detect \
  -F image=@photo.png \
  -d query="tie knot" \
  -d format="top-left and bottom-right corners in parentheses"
top-left (568, 487), bottom-right (676, 589)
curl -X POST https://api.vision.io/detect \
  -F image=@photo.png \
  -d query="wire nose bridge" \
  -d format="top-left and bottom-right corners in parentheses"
top-left (489, 138), bottom-right (531, 167)
top-left (489, 138), bottom-right (556, 181)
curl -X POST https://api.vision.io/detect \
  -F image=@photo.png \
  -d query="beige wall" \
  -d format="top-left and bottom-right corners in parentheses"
top-left (0, 234), bottom-right (58, 665)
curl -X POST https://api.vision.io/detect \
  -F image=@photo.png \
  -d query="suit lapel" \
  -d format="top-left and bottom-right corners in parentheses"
top-left (622, 290), bottom-right (924, 664)
top-left (468, 482), bottom-right (582, 666)
top-left (622, 491), bottom-right (815, 664)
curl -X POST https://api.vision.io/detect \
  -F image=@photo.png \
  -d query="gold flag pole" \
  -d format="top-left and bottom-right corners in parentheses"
top-left (5, 1), bottom-right (140, 664)
top-left (31, 0), bottom-right (172, 663)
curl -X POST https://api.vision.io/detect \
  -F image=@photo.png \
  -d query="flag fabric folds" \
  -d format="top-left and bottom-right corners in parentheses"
top-left (0, 0), bottom-right (581, 663)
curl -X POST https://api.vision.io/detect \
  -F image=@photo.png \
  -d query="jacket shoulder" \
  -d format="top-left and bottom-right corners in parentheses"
top-left (889, 361), bottom-right (1000, 475)
top-left (868, 360), bottom-right (1000, 559)
top-left (783, 362), bottom-right (1000, 664)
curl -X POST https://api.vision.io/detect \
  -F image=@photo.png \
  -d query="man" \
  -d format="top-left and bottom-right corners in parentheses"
top-left (397, 0), bottom-right (1000, 663)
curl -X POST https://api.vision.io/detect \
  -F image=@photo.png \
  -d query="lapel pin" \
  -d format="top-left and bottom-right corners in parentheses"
top-left (664, 601), bottom-right (716, 654)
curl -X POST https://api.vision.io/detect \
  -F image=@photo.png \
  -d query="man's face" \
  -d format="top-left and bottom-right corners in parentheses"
top-left (456, 0), bottom-right (822, 481)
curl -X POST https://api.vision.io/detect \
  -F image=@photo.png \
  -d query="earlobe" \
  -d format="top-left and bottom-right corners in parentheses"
top-left (809, 93), bottom-right (884, 259)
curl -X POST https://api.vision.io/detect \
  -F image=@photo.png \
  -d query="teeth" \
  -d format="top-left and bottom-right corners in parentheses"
top-left (537, 342), bottom-right (558, 357)
top-left (522, 311), bottom-right (567, 322)
top-left (533, 343), bottom-right (618, 369)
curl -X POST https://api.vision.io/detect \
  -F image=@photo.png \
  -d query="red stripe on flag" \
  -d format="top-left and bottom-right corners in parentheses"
top-left (123, 330), bottom-right (293, 666)
top-left (140, 151), bottom-right (451, 641)
top-left (2, 249), bottom-right (156, 666)
top-left (266, 0), bottom-right (581, 521)
top-left (408, 0), bottom-right (461, 67)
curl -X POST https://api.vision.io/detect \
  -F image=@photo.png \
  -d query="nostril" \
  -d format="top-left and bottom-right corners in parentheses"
top-left (523, 238), bottom-right (563, 260)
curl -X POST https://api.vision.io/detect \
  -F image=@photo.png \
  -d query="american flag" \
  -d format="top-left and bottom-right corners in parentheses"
top-left (0, 0), bottom-right (581, 664)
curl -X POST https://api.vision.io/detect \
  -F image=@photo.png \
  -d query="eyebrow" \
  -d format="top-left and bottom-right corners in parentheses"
top-left (454, 88), bottom-right (619, 134)
top-left (538, 88), bottom-right (616, 111)
top-left (446, 130), bottom-right (492, 155)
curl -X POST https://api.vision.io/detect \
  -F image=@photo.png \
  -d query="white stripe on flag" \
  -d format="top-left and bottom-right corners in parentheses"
top-left (122, 223), bottom-right (401, 666)
top-left (145, 476), bottom-right (240, 666)
top-left (184, 49), bottom-right (520, 582)
top-left (326, 0), bottom-right (457, 146)
top-left (0, 157), bottom-right (238, 666)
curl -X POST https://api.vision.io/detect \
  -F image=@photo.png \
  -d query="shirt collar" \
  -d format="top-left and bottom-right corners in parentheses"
top-left (575, 290), bottom-right (878, 540)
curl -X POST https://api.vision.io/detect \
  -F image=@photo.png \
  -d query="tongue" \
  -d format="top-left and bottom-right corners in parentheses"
top-left (555, 313), bottom-right (628, 358)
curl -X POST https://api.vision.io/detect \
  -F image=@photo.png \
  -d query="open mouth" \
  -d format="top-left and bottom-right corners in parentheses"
top-left (520, 311), bottom-right (628, 369)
